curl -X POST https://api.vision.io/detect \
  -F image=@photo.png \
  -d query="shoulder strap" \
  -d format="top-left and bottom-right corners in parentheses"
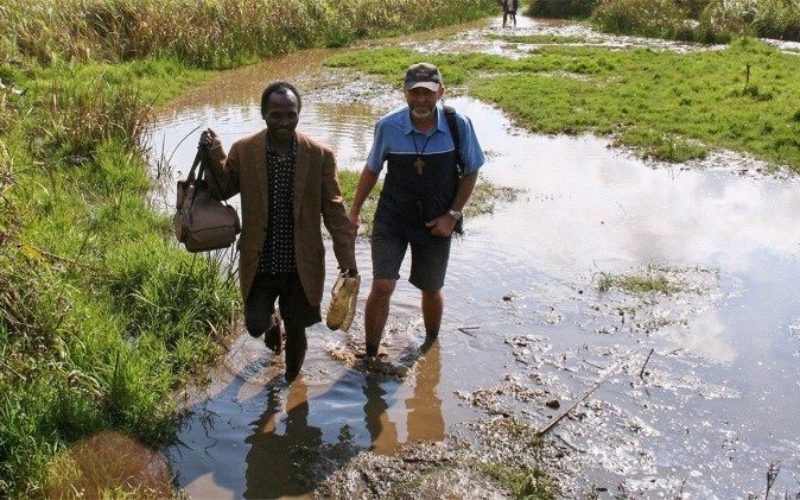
top-left (442, 105), bottom-right (464, 174)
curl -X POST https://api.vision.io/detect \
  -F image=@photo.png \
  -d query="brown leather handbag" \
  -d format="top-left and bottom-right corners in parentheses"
top-left (173, 149), bottom-right (240, 253)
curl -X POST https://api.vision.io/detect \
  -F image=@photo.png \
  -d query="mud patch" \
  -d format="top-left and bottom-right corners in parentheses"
top-left (640, 148), bottom-right (797, 180)
top-left (315, 418), bottom-right (553, 499)
top-left (314, 263), bottom-right (745, 497)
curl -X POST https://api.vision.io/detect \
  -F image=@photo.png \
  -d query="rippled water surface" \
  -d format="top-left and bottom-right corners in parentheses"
top-left (149, 15), bottom-right (800, 499)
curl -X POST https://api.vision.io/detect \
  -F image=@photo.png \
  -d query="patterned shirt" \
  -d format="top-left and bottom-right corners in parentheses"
top-left (257, 135), bottom-right (297, 274)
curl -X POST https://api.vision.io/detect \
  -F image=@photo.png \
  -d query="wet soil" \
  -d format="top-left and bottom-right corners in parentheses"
top-left (150, 14), bottom-right (800, 500)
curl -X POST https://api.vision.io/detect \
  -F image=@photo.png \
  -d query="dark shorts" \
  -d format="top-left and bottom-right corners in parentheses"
top-left (244, 272), bottom-right (321, 334)
top-left (371, 222), bottom-right (452, 292)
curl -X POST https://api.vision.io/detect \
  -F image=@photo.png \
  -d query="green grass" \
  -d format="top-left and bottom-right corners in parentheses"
top-left (473, 419), bottom-right (555, 499)
top-left (596, 271), bottom-right (678, 295)
top-left (338, 170), bottom-right (380, 236)
top-left (326, 38), bottom-right (800, 169)
top-left (1, 137), bottom-right (240, 495)
top-left (467, 177), bottom-right (522, 217)
top-left (478, 462), bottom-right (555, 499)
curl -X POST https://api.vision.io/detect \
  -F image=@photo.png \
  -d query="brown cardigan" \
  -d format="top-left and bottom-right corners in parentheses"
top-left (205, 129), bottom-right (357, 307)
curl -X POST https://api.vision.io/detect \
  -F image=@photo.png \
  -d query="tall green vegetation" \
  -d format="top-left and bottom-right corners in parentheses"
top-left (675, 0), bottom-right (711, 19)
top-left (700, 0), bottom-right (800, 41)
top-left (592, 0), bottom-right (697, 40)
top-left (593, 0), bottom-right (800, 42)
top-left (526, 0), bottom-right (600, 19)
top-left (527, 0), bottom-right (800, 43)
top-left (0, 0), bottom-right (498, 496)
top-left (1, 0), bottom-right (496, 69)
top-left (0, 66), bottom-right (240, 496)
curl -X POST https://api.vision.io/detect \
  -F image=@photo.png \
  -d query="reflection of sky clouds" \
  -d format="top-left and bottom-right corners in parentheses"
top-left (459, 98), bottom-right (800, 280)
top-left (668, 308), bottom-right (737, 363)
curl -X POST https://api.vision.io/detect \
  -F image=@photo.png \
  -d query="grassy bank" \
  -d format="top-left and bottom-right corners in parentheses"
top-left (0, 0), bottom-right (497, 496)
top-left (0, 60), bottom-right (239, 497)
top-left (326, 39), bottom-right (800, 169)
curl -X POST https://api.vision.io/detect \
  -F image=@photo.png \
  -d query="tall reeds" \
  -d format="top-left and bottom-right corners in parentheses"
top-left (43, 79), bottom-right (149, 160)
top-left (592, 0), bottom-right (698, 40)
top-left (525, 0), bottom-right (800, 43)
top-left (591, 0), bottom-right (800, 42)
top-left (700, 0), bottom-right (800, 42)
top-left (1, 0), bottom-right (497, 68)
top-left (526, 0), bottom-right (600, 19)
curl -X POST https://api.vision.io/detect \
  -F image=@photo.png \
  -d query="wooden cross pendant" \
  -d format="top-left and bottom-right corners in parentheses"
top-left (414, 157), bottom-right (425, 175)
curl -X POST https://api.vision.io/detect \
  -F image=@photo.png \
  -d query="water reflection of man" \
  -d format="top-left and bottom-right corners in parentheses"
top-left (348, 63), bottom-right (485, 358)
top-left (244, 381), bottom-right (322, 498)
top-left (363, 342), bottom-right (444, 453)
top-left (405, 341), bottom-right (444, 443)
top-left (200, 81), bottom-right (358, 381)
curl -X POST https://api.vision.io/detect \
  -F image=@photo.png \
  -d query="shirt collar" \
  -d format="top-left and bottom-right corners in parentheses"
top-left (403, 105), bottom-right (447, 136)
top-left (266, 131), bottom-right (297, 156)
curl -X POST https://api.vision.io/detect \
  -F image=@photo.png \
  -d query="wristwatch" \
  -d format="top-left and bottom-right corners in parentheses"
top-left (448, 209), bottom-right (463, 221)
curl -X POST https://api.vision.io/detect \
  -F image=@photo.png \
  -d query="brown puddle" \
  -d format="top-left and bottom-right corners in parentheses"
top-left (149, 16), bottom-right (800, 499)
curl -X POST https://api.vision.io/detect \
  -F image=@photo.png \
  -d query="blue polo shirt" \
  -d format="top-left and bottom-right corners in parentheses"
top-left (366, 105), bottom-right (485, 175)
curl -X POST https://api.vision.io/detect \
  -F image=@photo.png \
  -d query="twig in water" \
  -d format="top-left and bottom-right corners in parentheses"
top-left (765, 461), bottom-right (781, 499)
top-left (457, 325), bottom-right (480, 336)
top-left (639, 348), bottom-right (655, 379)
top-left (360, 469), bottom-right (380, 497)
top-left (583, 360), bottom-right (606, 370)
top-left (536, 360), bottom-right (623, 438)
top-left (555, 433), bottom-right (585, 453)
top-left (537, 380), bottom-right (602, 437)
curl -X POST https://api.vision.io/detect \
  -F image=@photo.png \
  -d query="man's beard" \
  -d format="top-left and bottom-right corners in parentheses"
top-left (411, 106), bottom-right (434, 119)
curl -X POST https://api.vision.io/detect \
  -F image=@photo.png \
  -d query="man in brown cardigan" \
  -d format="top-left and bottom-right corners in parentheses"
top-left (200, 81), bottom-right (357, 382)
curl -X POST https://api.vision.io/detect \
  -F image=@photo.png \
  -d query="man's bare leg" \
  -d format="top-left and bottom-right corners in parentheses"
top-left (422, 289), bottom-right (443, 341)
top-left (364, 279), bottom-right (396, 357)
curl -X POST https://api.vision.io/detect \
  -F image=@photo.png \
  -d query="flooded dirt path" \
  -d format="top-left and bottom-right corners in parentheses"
top-left (149, 15), bottom-right (800, 499)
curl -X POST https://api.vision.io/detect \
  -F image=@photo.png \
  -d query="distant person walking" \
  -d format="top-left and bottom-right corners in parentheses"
top-left (347, 63), bottom-right (485, 358)
top-left (199, 81), bottom-right (357, 382)
top-left (502, 0), bottom-right (518, 28)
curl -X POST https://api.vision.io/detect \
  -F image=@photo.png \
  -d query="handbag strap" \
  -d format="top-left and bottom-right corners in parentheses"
top-left (198, 147), bottom-right (226, 196)
top-left (186, 149), bottom-right (203, 182)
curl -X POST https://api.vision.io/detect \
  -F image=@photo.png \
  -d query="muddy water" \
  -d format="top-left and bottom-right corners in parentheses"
top-left (150, 16), bottom-right (800, 499)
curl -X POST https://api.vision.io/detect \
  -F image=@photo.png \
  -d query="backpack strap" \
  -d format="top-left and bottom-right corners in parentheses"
top-left (442, 105), bottom-right (464, 175)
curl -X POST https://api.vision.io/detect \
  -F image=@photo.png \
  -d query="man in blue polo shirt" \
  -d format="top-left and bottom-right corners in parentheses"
top-left (348, 62), bottom-right (485, 357)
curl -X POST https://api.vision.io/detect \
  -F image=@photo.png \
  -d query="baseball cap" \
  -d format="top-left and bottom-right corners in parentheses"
top-left (404, 63), bottom-right (442, 92)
